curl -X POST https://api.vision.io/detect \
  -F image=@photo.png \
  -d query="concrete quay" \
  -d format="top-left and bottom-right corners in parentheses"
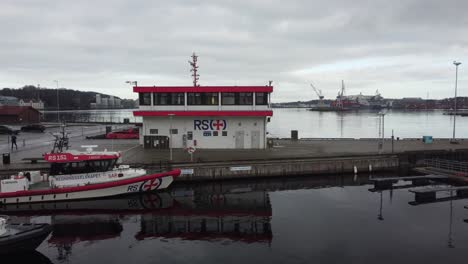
top-left (2, 125), bottom-right (468, 181)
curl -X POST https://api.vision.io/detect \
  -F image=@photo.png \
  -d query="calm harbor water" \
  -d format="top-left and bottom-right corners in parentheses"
top-left (43, 108), bottom-right (468, 139)
top-left (4, 175), bottom-right (468, 263)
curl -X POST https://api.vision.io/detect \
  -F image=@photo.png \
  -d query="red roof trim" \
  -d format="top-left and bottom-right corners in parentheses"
top-left (0, 169), bottom-right (181, 198)
top-left (133, 111), bottom-right (273, 117)
top-left (134, 86), bottom-right (273, 93)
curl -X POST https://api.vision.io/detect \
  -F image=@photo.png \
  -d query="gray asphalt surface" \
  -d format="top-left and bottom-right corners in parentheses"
top-left (2, 124), bottom-right (468, 167)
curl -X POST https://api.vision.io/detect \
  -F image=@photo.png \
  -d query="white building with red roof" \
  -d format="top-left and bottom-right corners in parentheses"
top-left (132, 85), bottom-right (273, 149)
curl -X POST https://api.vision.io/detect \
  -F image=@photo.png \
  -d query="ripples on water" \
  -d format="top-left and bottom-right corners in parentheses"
top-left (3, 175), bottom-right (468, 264)
top-left (42, 108), bottom-right (467, 139)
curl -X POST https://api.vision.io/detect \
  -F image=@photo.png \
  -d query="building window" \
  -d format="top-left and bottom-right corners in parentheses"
top-left (204, 93), bottom-right (218, 105)
top-left (154, 93), bottom-right (169, 105)
top-left (139, 93), bottom-right (151, 106)
top-left (150, 129), bottom-right (158, 134)
top-left (256, 92), bottom-right (268, 105)
top-left (188, 93), bottom-right (218, 105)
top-left (154, 93), bottom-right (184, 105)
top-left (213, 131), bottom-right (219, 136)
top-left (238, 93), bottom-right (253, 105)
top-left (188, 93), bottom-right (202, 105)
top-left (221, 93), bottom-right (236, 105)
top-left (170, 129), bottom-right (178, 134)
top-left (171, 93), bottom-right (185, 105)
top-left (222, 131), bottom-right (228, 136)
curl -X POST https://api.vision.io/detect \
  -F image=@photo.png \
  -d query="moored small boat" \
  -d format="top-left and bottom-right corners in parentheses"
top-left (0, 127), bottom-right (180, 205)
top-left (0, 216), bottom-right (52, 254)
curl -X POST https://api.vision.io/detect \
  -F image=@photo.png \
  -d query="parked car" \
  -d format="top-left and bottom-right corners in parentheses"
top-left (106, 127), bottom-right (139, 139)
top-left (0, 125), bottom-right (20, 135)
top-left (21, 124), bottom-right (46, 133)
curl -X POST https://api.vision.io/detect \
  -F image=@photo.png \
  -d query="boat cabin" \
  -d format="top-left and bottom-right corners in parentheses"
top-left (44, 150), bottom-right (121, 176)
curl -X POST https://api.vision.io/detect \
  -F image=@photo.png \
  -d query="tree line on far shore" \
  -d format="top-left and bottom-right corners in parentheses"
top-left (0, 85), bottom-right (136, 110)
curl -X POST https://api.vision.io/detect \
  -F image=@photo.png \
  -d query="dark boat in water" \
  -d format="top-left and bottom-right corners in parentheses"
top-left (1, 250), bottom-right (52, 264)
top-left (0, 216), bottom-right (52, 254)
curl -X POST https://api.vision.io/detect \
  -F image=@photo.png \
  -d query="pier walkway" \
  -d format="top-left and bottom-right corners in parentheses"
top-left (370, 175), bottom-right (447, 189)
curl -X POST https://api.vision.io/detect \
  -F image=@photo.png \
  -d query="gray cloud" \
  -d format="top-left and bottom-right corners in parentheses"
top-left (0, 0), bottom-right (467, 101)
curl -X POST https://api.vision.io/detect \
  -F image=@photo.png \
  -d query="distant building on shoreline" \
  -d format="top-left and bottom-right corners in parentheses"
top-left (19, 99), bottom-right (44, 110)
top-left (0, 96), bottom-right (19, 106)
top-left (90, 94), bottom-right (123, 109)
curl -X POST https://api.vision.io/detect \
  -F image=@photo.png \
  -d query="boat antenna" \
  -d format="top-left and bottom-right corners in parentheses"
top-left (188, 52), bottom-right (200, 87)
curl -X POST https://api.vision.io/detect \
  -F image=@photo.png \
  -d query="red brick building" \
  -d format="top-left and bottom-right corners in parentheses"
top-left (0, 106), bottom-right (41, 124)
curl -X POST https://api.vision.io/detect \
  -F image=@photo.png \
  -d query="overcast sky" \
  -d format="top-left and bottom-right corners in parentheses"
top-left (1, 0), bottom-right (467, 102)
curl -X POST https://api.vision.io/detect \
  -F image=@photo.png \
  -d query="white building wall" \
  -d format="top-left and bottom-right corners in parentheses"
top-left (142, 116), bottom-right (266, 149)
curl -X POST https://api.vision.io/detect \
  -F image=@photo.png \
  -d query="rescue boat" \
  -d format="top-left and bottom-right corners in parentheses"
top-left (0, 127), bottom-right (180, 205)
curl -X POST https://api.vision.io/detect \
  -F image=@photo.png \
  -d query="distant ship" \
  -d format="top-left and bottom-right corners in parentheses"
top-left (309, 81), bottom-right (389, 112)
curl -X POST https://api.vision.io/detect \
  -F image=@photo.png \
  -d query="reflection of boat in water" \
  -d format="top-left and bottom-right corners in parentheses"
top-left (0, 192), bottom-right (175, 216)
top-left (0, 215), bottom-right (52, 254)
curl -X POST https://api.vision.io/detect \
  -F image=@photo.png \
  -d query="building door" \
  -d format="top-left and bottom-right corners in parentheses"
top-left (235, 131), bottom-right (245, 149)
top-left (251, 130), bottom-right (260, 149)
top-left (144, 136), bottom-right (169, 149)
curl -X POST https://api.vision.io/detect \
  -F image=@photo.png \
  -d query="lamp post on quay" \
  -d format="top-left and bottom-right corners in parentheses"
top-left (168, 114), bottom-right (175, 161)
top-left (54, 80), bottom-right (60, 123)
top-left (378, 111), bottom-right (386, 154)
top-left (125, 81), bottom-right (138, 87)
top-left (451, 61), bottom-right (461, 144)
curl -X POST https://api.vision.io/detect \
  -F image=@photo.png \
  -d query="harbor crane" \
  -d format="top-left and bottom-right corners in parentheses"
top-left (310, 83), bottom-right (325, 106)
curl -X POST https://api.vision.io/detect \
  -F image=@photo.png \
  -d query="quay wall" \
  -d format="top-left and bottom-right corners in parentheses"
top-left (173, 155), bottom-right (399, 182)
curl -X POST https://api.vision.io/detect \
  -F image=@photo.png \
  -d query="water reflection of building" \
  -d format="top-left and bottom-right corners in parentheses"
top-left (136, 191), bottom-right (272, 243)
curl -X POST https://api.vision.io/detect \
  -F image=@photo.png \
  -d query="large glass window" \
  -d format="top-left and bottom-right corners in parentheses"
top-left (188, 93), bottom-right (202, 105)
top-left (171, 93), bottom-right (185, 105)
top-left (188, 93), bottom-right (218, 105)
top-left (139, 93), bottom-right (151, 106)
top-left (153, 93), bottom-right (184, 105)
top-left (204, 93), bottom-right (218, 105)
top-left (255, 92), bottom-right (268, 105)
top-left (153, 93), bottom-right (169, 105)
top-left (238, 93), bottom-right (253, 105)
top-left (222, 93), bottom-right (236, 105)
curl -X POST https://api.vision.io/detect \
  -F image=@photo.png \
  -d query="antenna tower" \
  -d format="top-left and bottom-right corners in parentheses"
top-left (188, 52), bottom-right (200, 86)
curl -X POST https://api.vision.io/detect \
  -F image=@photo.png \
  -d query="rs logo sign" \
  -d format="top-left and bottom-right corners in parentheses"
top-left (194, 120), bottom-right (227, 131)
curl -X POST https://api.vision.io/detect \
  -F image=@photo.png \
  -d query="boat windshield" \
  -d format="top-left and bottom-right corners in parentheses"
top-left (50, 159), bottom-right (118, 175)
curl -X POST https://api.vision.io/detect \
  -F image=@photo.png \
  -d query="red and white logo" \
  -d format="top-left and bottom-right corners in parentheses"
top-left (140, 178), bottom-right (162, 192)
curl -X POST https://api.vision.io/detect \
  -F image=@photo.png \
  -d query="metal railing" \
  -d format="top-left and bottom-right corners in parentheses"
top-left (423, 159), bottom-right (468, 174)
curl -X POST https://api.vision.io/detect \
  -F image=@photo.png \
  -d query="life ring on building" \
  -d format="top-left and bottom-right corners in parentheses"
top-left (187, 146), bottom-right (196, 154)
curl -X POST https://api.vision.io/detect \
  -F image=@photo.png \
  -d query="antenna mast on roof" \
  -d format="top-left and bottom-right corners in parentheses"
top-left (188, 52), bottom-right (200, 87)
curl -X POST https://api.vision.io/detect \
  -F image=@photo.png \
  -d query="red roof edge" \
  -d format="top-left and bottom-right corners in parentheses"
top-left (133, 110), bottom-right (273, 117)
top-left (133, 86), bottom-right (273, 93)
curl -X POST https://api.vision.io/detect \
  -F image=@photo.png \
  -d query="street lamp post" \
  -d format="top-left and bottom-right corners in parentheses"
top-left (168, 114), bottom-right (175, 161)
top-left (451, 61), bottom-right (462, 144)
top-left (378, 111), bottom-right (386, 153)
top-left (125, 81), bottom-right (137, 87)
top-left (54, 80), bottom-right (60, 123)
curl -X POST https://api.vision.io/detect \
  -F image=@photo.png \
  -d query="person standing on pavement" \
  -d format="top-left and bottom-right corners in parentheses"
top-left (11, 134), bottom-right (18, 150)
